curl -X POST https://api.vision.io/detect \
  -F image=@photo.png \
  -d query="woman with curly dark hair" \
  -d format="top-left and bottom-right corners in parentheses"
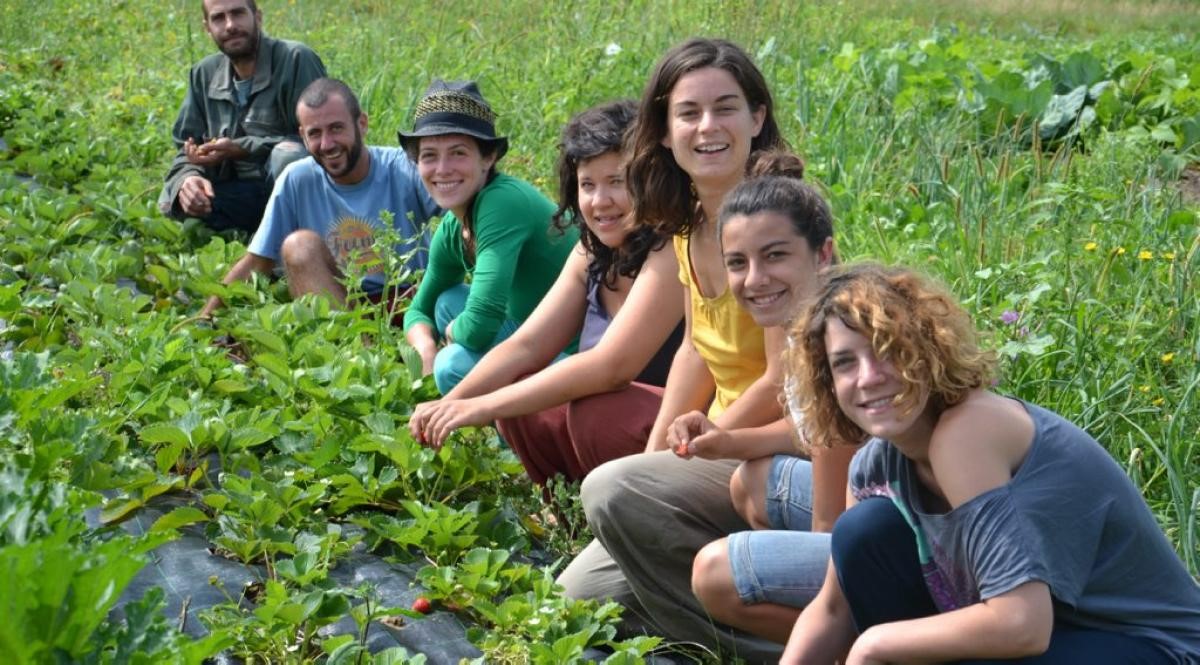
top-left (783, 263), bottom-right (1200, 664)
top-left (409, 100), bottom-right (683, 487)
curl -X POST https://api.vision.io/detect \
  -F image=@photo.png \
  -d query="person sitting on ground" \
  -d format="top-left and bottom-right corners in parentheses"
top-left (782, 263), bottom-right (1200, 664)
top-left (407, 100), bottom-right (684, 489)
top-left (199, 78), bottom-right (438, 319)
top-left (159, 0), bottom-right (326, 233)
top-left (674, 157), bottom-right (854, 646)
top-left (557, 38), bottom-right (807, 663)
top-left (400, 79), bottom-right (577, 395)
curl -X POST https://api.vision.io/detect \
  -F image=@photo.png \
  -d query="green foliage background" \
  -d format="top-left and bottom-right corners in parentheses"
top-left (0, 0), bottom-right (1197, 662)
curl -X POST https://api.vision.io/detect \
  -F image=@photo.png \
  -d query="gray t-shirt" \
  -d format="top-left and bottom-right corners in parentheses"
top-left (233, 77), bottom-right (253, 110)
top-left (850, 399), bottom-right (1200, 663)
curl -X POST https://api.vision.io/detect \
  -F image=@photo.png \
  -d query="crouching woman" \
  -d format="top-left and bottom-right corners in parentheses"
top-left (782, 263), bottom-right (1200, 664)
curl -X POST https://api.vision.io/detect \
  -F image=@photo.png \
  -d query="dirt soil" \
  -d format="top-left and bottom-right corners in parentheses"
top-left (1180, 166), bottom-right (1200, 206)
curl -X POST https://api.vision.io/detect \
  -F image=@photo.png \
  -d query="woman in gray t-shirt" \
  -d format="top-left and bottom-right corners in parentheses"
top-left (781, 263), bottom-right (1200, 664)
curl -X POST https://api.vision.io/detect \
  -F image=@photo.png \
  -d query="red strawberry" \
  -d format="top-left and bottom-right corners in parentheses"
top-left (411, 597), bottom-right (432, 614)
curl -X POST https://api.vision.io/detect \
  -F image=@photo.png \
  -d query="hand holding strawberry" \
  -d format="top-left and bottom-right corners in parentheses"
top-left (667, 411), bottom-right (729, 460)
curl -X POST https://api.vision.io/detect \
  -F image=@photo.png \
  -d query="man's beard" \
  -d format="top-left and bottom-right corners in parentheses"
top-left (318, 125), bottom-right (365, 180)
top-left (218, 26), bottom-right (259, 61)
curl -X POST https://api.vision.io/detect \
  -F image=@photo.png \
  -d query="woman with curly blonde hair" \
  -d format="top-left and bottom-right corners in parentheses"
top-left (782, 263), bottom-right (1200, 664)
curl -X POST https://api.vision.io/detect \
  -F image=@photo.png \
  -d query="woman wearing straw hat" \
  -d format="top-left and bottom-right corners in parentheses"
top-left (400, 79), bottom-right (577, 394)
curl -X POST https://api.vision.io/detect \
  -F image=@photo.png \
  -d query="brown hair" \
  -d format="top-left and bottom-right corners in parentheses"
top-left (717, 151), bottom-right (833, 256)
top-left (203, 0), bottom-right (257, 19)
top-left (789, 263), bottom-right (996, 447)
top-left (553, 100), bottom-right (667, 288)
top-left (626, 38), bottom-right (788, 238)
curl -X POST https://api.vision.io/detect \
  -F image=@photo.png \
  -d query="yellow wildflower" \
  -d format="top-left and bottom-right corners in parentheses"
top-left (1084, 241), bottom-right (1098, 251)
top-left (1152, 397), bottom-right (1165, 407)
top-left (1163, 252), bottom-right (1176, 261)
top-left (1139, 385), bottom-right (1151, 393)
top-left (1115, 247), bottom-right (1126, 256)
top-left (1138, 250), bottom-right (1153, 260)
top-left (1161, 352), bottom-right (1175, 364)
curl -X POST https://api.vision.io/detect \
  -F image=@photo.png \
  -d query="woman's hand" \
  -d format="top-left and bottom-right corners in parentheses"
top-left (409, 397), bottom-right (495, 448)
top-left (405, 324), bottom-right (439, 375)
top-left (667, 410), bottom-right (731, 459)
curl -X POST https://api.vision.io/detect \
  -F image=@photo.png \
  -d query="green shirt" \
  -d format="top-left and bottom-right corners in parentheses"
top-left (403, 174), bottom-right (576, 351)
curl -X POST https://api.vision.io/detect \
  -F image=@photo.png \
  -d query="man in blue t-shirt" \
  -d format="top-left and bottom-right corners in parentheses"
top-left (200, 78), bottom-right (439, 319)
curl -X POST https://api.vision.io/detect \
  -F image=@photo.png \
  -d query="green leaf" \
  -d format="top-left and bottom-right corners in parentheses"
top-left (1060, 52), bottom-right (1105, 89)
top-left (154, 441), bottom-right (184, 473)
top-left (1039, 85), bottom-right (1087, 139)
top-left (100, 497), bottom-right (145, 524)
top-left (140, 423), bottom-right (190, 447)
top-left (209, 378), bottom-right (250, 394)
top-left (254, 352), bottom-right (291, 379)
top-left (229, 426), bottom-right (274, 449)
top-left (1150, 123), bottom-right (1178, 144)
top-left (150, 506), bottom-right (209, 532)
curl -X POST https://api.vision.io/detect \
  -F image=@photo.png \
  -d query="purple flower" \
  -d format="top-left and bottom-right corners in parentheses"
top-left (1000, 310), bottom-right (1020, 325)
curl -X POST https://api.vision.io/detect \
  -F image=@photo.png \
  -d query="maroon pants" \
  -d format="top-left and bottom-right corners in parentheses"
top-left (496, 382), bottom-right (665, 486)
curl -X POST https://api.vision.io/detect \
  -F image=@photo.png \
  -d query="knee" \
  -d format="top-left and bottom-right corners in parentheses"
top-left (433, 284), bottom-right (469, 332)
top-left (579, 456), bottom-right (633, 526)
top-left (831, 498), bottom-right (901, 571)
top-left (691, 538), bottom-right (733, 605)
top-left (432, 344), bottom-right (473, 394)
top-left (730, 458), bottom-right (770, 529)
top-left (268, 140), bottom-right (307, 181)
top-left (280, 229), bottom-right (329, 270)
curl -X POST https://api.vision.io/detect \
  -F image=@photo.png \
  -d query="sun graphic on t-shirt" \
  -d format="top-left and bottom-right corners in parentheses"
top-left (327, 216), bottom-right (382, 272)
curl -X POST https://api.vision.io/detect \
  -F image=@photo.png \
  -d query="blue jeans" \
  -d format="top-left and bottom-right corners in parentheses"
top-left (727, 455), bottom-right (830, 607)
top-left (834, 498), bottom-right (1174, 664)
top-left (432, 284), bottom-right (520, 394)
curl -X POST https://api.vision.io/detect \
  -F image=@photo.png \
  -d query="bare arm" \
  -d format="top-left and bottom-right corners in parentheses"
top-left (200, 253), bottom-right (275, 318)
top-left (848, 582), bottom-right (1052, 664)
top-left (810, 443), bottom-right (861, 532)
top-left (782, 491), bottom-right (860, 664)
top-left (645, 285), bottom-right (715, 452)
top-left (440, 246), bottom-right (591, 400)
top-left (667, 415), bottom-right (795, 460)
top-left (412, 246), bottom-right (685, 447)
top-left (477, 243), bottom-right (683, 411)
top-left (409, 247), bottom-right (590, 445)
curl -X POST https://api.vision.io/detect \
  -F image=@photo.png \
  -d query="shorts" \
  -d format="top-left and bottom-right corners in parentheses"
top-left (727, 454), bottom-right (830, 607)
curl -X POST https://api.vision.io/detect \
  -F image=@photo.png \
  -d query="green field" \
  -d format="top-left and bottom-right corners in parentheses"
top-left (1, 0), bottom-right (1198, 662)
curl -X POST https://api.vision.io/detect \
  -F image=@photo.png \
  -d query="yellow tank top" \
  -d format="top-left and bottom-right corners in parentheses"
top-left (674, 235), bottom-right (767, 417)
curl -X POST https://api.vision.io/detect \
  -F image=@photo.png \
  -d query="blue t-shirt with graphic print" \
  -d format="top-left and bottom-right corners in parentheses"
top-left (849, 399), bottom-right (1200, 664)
top-left (248, 145), bottom-right (438, 294)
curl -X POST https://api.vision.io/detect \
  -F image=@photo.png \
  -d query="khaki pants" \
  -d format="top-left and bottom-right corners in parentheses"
top-left (557, 451), bottom-right (784, 663)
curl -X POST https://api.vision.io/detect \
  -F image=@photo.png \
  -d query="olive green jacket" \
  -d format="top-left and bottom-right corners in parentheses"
top-left (157, 34), bottom-right (326, 218)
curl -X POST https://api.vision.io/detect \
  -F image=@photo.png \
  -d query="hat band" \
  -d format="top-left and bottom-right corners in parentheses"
top-left (414, 111), bottom-right (496, 139)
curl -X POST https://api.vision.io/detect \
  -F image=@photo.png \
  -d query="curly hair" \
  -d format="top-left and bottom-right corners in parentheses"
top-left (553, 100), bottom-right (667, 289)
top-left (625, 38), bottom-right (788, 239)
top-left (789, 263), bottom-right (996, 448)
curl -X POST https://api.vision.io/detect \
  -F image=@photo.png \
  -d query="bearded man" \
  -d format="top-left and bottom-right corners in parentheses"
top-left (199, 78), bottom-right (439, 319)
top-left (158, 0), bottom-right (326, 233)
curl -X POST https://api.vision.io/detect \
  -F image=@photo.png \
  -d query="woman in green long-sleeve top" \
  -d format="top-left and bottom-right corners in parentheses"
top-left (401, 79), bottom-right (577, 394)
